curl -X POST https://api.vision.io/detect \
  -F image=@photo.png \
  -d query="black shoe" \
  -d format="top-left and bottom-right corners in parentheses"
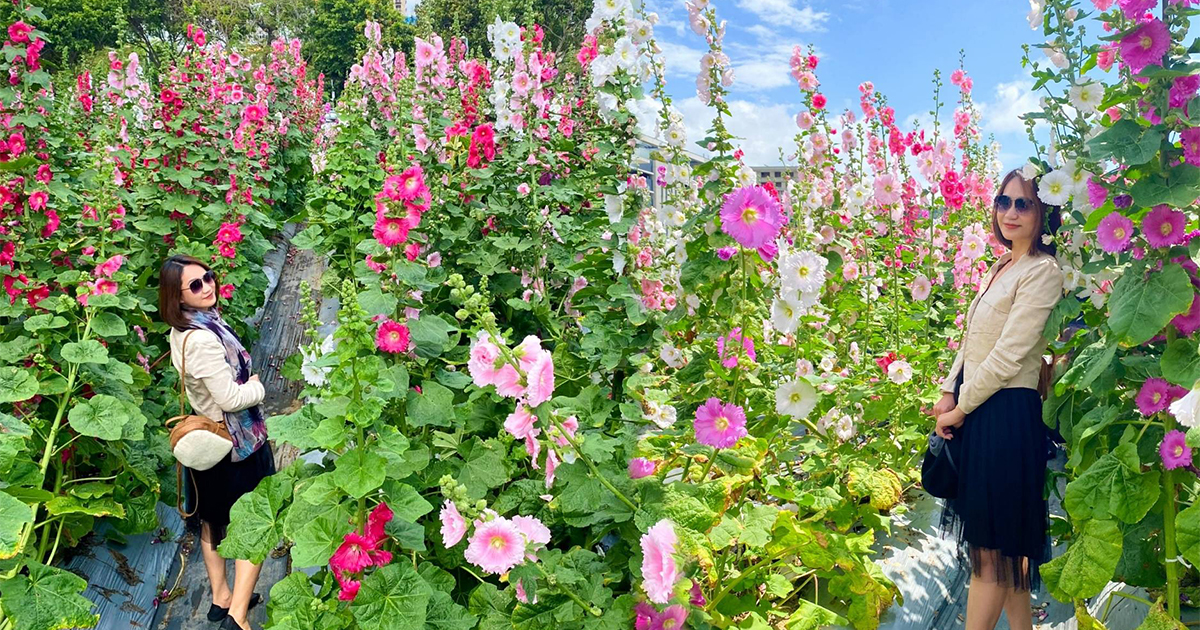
top-left (207, 593), bottom-right (261, 622)
top-left (218, 615), bottom-right (253, 630)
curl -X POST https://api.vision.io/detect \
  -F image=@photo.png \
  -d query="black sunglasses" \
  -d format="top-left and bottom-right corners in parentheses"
top-left (186, 270), bottom-right (216, 295)
top-left (994, 194), bottom-right (1035, 214)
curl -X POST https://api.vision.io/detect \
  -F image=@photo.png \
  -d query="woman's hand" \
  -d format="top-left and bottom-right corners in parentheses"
top-left (931, 393), bottom-right (956, 418)
top-left (936, 407), bottom-right (966, 439)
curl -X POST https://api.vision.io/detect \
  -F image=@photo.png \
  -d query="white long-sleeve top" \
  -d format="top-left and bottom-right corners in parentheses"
top-left (169, 328), bottom-right (265, 421)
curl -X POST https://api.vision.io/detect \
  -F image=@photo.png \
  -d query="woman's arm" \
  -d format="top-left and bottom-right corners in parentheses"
top-left (940, 344), bottom-right (965, 394)
top-left (184, 331), bottom-right (265, 413)
top-left (956, 261), bottom-right (1064, 414)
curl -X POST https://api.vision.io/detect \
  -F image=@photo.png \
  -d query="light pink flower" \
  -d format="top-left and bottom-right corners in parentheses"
top-left (640, 519), bottom-right (679, 604)
top-left (493, 364), bottom-right (525, 398)
top-left (628, 457), bottom-right (659, 479)
top-left (504, 404), bottom-right (537, 440)
top-left (513, 336), bottom-right (544, 372)
top-left (440, 500), bottom-right (467, 547)
top-left (464, 517), bottom-right (526, 575)
top-left (511, 515), bottom-right (550, 558)
top-left (874, 173), bottom-right (901, 205)
top-left (468, 336), bottom-right (502, 386)
top-left (94, 254), bottom-right (124, 278)
top-left (525, 353), bottom-right (555, 407)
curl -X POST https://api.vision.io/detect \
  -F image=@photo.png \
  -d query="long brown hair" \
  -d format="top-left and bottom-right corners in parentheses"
top-left (992, 169), bottom-right (1062, 258)
top-left (158, 254), bottom-right (217, 330)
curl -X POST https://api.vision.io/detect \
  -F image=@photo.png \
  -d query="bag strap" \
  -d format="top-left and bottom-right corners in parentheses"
top-left (178, 330), bottom-right (196, 417)
top-left (176, 462), bottom-right (199, 518)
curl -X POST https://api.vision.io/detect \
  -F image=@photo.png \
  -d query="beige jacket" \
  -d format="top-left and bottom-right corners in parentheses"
top-left (941, 250), bottom-right (1064, 415)
top-left (169, 328), bottom-right (265, 421)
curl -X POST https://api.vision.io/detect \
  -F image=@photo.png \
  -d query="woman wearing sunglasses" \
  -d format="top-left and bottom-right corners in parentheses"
top-left (159, 254), bottom-right (272, 630)
top-left (929, 169), bottom-right (1064, 630)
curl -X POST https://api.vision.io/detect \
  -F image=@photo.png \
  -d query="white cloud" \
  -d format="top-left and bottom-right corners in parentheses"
top-left (977, 75), bottom-right (1041, 136)
top-left (668, 96), bottom-right (796, 165)
top-left (657, 40), bottom-right (706, 79)
top-left (732, 0), bottom-right (830, 32)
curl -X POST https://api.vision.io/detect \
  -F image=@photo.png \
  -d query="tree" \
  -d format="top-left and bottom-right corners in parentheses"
top-left (302, 0), bottom-right (414, 92)
top-left (415, 0), bottom-right (590, 63)
top-left (185, 0), bottom-right (314, 46)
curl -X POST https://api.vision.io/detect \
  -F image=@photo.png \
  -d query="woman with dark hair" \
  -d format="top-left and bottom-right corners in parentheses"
top-left (159, 254), bottom-right (272, 630)
top-left (929, 169), bottom-right (1065, 630)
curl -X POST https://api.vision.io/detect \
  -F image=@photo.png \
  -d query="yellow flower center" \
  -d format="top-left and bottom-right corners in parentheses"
top-left (663, 620), bottom-right (677, 630)
top-left (1162, 222), bottom-right (1173, 236)
top-left (741, 206), bottom-right (760, 225)
top-left (1152, 392), bottom-right (1162, 404)
top-left (490, 536), bottom-right (506, 550)
top-left (1172, 444), bottom-right (1184, 457)
top-left (790, 392), bottom-right (802, 403)
top-left (1114, 227), bottom-right (1126, 239)
top-left (714, 415), bottom-right (729, 431)
top-left (1140, 34), bottom-right (1153, 50)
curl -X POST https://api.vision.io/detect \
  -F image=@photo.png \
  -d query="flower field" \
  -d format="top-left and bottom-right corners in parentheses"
top-left (0, 0), bottom-right (1198, 628)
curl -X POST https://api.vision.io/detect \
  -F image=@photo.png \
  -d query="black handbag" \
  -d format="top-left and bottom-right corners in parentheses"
top-left (921, 430), bottom-right (961, 499)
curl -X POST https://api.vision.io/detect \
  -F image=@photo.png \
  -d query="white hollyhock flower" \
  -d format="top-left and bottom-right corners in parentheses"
top-left (910, 274), bottom-right (932, 302)
top-left (1068, 82), bottom-right (1102, 117)
top-left (652, 404), bottom-right (677, 429)
top-left (1028, 0), bottom-right (1043, 30)
top-left (1037, 168), bottom-right (1072, 205)
top-left (629, 19), bottom-right (653, 44)
top-left (1021, 160), bottom-right (1041, 180)
top-left (593, 0), bottom-right (632, 20)
top-left (835, 414), bottom-right (856, 441)
top-left (796, 358), bottom-right (814, 377)
top-left (771, 294), bottom-right (804, 335)
top-left (659, 344), bottom-right (685, 368)
top-left (604, 194), bottom-right (624, 223)
top-left (612, 37), bottom-right (638, 71)
top-left (1169, 388), bottom-right (1200, 429)
top-left (775, 378), bottom-right (818, 420)
top-left (665, 124), bottom-right (686, 147)
top-left (887, 360), bottom-right (913, 384)
top-left (737, 165), bottom-right (757, 188)
top-left (779, 251), bottom-right (827, 294)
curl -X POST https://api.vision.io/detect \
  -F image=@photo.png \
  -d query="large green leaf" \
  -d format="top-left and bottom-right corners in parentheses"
top-left (1085, 119), bottom-right (1162, 165)
top-left (1161, 338), bottom-right (1200, 388)
top-left (1064, 443), bottom-right (1160, 524)
top-left (0, 560), bottom-right (99, 630)
top-left (1135, 597), bottom-right (1187, 630)
top-left (334, 447), bottom-right (388, 499)
top-left (217, 474), bottom-right (292, 563)
top-left (60, 339), bottom-right (109, 364)
top-left (407, 381), bottom-right (455, 428)
top-left (784, 599), bottom-right (848, 630)
top-left (1177, 501), bottom-right (1200, 568)
top-left (350, 562), bottom-right (433, 630)
top-left (384, 481), bottom-right (434, 523)
top-left (409, 315), bottom-right (457, 359)
top-left (358, 289), bottom-right (398, 317)
top-left (287, 502), bottom-right (353, 568)
top-left (456, 439), bottom-right (510, 501)
top-left (0, 366), bottom-right (39, 403)
top-left (0, 490), bottom-right (33, 559)
top-left (1129, 165), bottom-right (1200, 207)
top-left (1041, 518), bottom-right (1122, 600)
top-left (424, 590), bottom-right (478, 630)
top-left (67, 394), bottom-right (129, 441)
top-left (90, 312), bottom-right (127, 338)
top-left (1109, 263), bottom-right (1193, 346)
top-left (1058, 339), bottom-right (1118, 392)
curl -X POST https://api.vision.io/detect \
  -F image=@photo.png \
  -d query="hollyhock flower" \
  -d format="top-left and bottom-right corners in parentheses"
top-left (330, 532), bottom-right (388, 575)
top-left (440, 500), bottom-right (467, 547)
top-left (811, 93), bottom-right (826, 109)
top-left (1037, 169), bottom-right (1072, 205)
top-left (635, 602), bottom-right (656, 630)
top-left (1097, 212), bottom-right (1135, 253)
top-left (8, 21), bottom-right (32, 44)
top-left (504, 404), bottom-right (537, 440)
top-left (1120, 19), bottom-right (1169, 75)
top-left (28, 190), bottom-right (46, 211)
top-left (1168, 388), bottom-right (1200, 428)
top-left (493, 364), bottom-right (525, 398)
top-left (393, 165), bottom-right (428, 202)
top-left (94, 254), bottom-right (124, 278)
top-left (336, 572), bottom-right (361, 601)
top-left (874, 173), bottom-right (902, 205)
top-left (468, 336), bottom-right (502, 386)
top-left (375, 319), bottom-right (411, 354)
top-left (887, 359), bottom-right (914, 384)
top-left (1086, 177), bottom-right (1108, 209)
top-left (216, 222), bottom-right (243, 243)
top-left (629, 457), bottom-right (659, 479)
top-left (1160, 430), bottom-right (1193, 470)
top-left (910, 275), bottom-right (932, 301)
top-left (1118, 0), bottom-right (1156, 15)
top-left (525, 353), bottom-right (555, 407)
top-left (775, 378), bottom-right (817, 419)
top-left (511, 515), bottom-right (550, 558)
top-left (640, 605), bottom-right (687, 630)
top-left (374, 216), bottom-right (410, 247)
top-left (779, 250), bottom-right (827, 293)
top-left (1182, 128), bottom-right (1200, 167)
top-left (41, 210), bottom-right (60, 238)
top-left (640, 521), bottom-right (680, 606)
top-left (219, 284), bottom-right (234, 299)
top-left (513, 336), bottom-right (545, 372)
top-left (716, 327), bottom-right (756, 368)
top-left (464, 517), bottom-right (526, 574)
top-left (693, 397), bottom-right (748, 449)
top-left (1137, 377), bottom-right (1186, 416)
top-left (718, 186), bottom-right (783, 249)
top-left (1144, 205), bottom-right (1186, 248)
top-left (1172, 293), bottom-right (1200, 335)
top-left (365, 502), bottom-right (393, 543)
top-left (1170, 75), bottom-right (1200, 109)
top-left (716, 246), bottom-right (737, 261)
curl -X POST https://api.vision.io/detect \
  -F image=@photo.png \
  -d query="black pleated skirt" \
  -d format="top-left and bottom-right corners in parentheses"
top-left (940, 372), bottom-right (1052, 592)
top-left (182, 442), bottom-right (276, 548)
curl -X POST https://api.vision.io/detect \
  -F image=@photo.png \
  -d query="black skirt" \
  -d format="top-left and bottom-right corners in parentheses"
top-left (182, 442), bottom-right (276, 547)
top-left (940, 372), bottom-right (1052, 592)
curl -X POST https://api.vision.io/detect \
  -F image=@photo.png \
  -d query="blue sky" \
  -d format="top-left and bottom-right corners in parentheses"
top-left (639, 0), bottom-right (1049, 169)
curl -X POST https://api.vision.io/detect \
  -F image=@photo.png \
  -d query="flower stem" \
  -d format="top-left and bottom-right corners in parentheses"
top-left (698, 447), bottom-right (717, 481)
top-left (534, 562), bottom-right (601, 616)
top-left (548, 415), bottom-right (638, 512)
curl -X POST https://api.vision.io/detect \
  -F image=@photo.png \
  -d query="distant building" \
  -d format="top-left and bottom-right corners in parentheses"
top-left (632, 133), bottom-right (706, 208)
top-left (752, 166), bottom-right (792, 190)
top-left (393, 0), bottom-right (407, 14)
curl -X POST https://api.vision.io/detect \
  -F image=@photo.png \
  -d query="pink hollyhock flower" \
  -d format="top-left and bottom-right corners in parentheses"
top-left (811, 93), bottom-right (827, 109)
top-left (635, 602), bottom-right (655, 630)
top-left (1086, 177), bottom-right (1108, 209)
top-left (35, 164), bottom-right (51, 183)
top-left (719, 186), bottom-right (783, 250)
top-left (28, 190), bottom-right (46, 211)
top-left (219, 284), bottom-right (234, 299)
top-left (405, 243), bottom-right (421, 262)
top-left (94, 254), bottom-right (124, 278)
top-left (1181, 128), bottom-right (1200, 167)
top-left (440, 500), bottom-right (466, 547)
top-left (639, 519), bottom-right (679, 604)
top-left (874, 173), bottom-right (902, 205)
top-left (716, 327), bottom-right (756, 369)
top-left (716, 246), bottom-right (737, 261)
top-left (1097, 212), bottom-right (1135, 252)
top-left (1172, 293), bottom-right (1200, 335)
top-left (375, 319), bottom-right (411, 354)
top-left (1160, 430), bottom-right (1193, 470)
top-left (366, 502), bottom-right (393, 543)
top-left (1170, 75), bottom-right (1200, 108)
top-left (41, 210), bottom-right (60, 238)
top-left (468, 336), bottom-right (502, 386)
top-left (693, 397), bottom-right (748, 449)
top-left (649, 605), bottom-right (688, 630)
top-left (525, 352), bottom-right (555, 407)
top-left (1119, 19), bottom-right (1169, 75)
top-left (757, 243), bottom-right (778, 263)
top-left (1143, 205), bottom-right (1186, 248)
top-left (464, 517), bottom-right (526, 575)
top-left (374, 216), bottom-right (410, 247)
top-left (8, 21), bottom-right (32, 44)
top-left (628, 457), bottom-right (659, 479)
top-left (493, 364), bottom-right (525, 398)
top-left (335, 571), bottom-right (361, 601)
top-left (689, 582), bottom-right (706, 607)
top-left (513, 336), bottom-right (545, 372)
top-left (330, 532), bottom-right (388, 575)
top-left (365, 255), bottom-right (387, 273)
top-left (427, 252), bottom-right (442, 268)
top-left (393, 165), bottom-right (427, 202)
top-left (215, 222), bottom-right (243, 244)
top-left (1136, 377), bottom-right (1186, 416)
top-left (511, 515), bottom-right (550, 558)
top-left (1118, 0), bottom-right (1156, 17)
top-left (504, 404), bottom-right (537, 440)
top-left (543, 448), bottom-right (559, 488)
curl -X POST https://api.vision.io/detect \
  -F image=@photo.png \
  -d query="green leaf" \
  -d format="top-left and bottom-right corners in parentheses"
top-left (1129, 165), bottom-right (1200, 207)
top-left (350, 562), bottom-right (433, 630)
top-left (740, 504), bottom-right (779, 549)
top-left (0, 367), bottom-right (39, 403)
top-left (383, 482), bottom-right (434, 523)
top-left (0, 561), bottom-right (99, 630)
top-left (90, 312), bottom-right (128, 338)
top-left (23, 313), bottom-right (67, 332)
top-left (0, 490), bottom-right (33, 559)
top-left (407, 381), bottom-right (455, 428)
top-left (1177, 501), bottom-right (1200, 568)
top-left (424, 590), bottom-right (478, 630)
top-left (334, 447), bottom-right (388, 499)
top-left (1040, 518), bottom-right (1122, 600)
top-left (60, 339), bottom-right (109, 364)
top-left (1109, 263), bottom-right (1193, 346)
top-left (44, 495), bottom-right (125, 519)
top-left (359, 289), bottom-right (398, 318)
top-left (290, 224), bottom-right (325, 250)
top-left (218, 474), bottom-right (292, 563)
top-left (456, 439), bottom-right (510, 501)
top-left (67, 394), bottom-right (129, 441)
top-left (288, 502), bottom-right (354, 568)
top-left (1059, 338), bottom-right (1118, 392)
top-left (1161, 338), bottom-right (1200, 387)
top-left (784, 598), bottom-right (848, 630)
top-left (1135, 597), bottom-right (1187, 630)
top-left (1086, 119), bottom-right (1162, 165)
top-left (1064, 443), bottom-right (1160, 524)
top-left (409, 315), bottom-right (457, 359)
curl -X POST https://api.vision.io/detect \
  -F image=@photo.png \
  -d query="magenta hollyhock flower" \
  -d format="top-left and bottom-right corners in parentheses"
top-left (524, 352), bottom-right (555, 407)
top-left (440, 500), bottom-right (466, 547)
top-left (1160, 430), bottom-right (1193, 470)
top-left (693, 397), bottom-right (748, 449)
top-left (628, 457), bottom-right (659, 479)
top-left (1086, 177), bottom-right (1108, 209)
top-left (1173, 293), bottom-right (1200, 335)
top-left (215, 222), bottom-right (243, 244)
top-left (219, 284), bottom-right (234, 299)
top-left (757, 243), bottom-right (778, 263)
top-left (716, 246), bottom-right (737, 261)
top-left (719, 186), bottom-right (783, 249)
top-left (375, 320), bottom-right (410, 354)
top-left (365, 502), bottom-right (393, 543)
top-left (373, 216), bottom-right (409, 247)
top-left (1097, 212), bottom-right (1135, 253)
top-left (1182, 128), bottom-right (1200, 167)
top-left (504, 404), bottom-right (537, 440)
top-left (1136, 377), bottom-right (1187, 416)
top-left (1119, 19), bottom-right (1170, 75)
top-left (1118, 0), bottom-right (1156, 16)
top-left (1143, 205), bottom-right (1187, 248)
top-left (335, 571), bottom-right (361, 601)
top-left (330, 532), bottom-right (385, 575)
top-left (635, 602), bottom-right (656, 630)
top-left (689, 582), bottom-right (706, 607)
top-left (394, 165), bottom-right (428, 202)
top-left (716, 327), bottom-right (756, 369)
top-left (468, 336), bottom-right (502, 386)
top-left (639, 519), bottom-right (679, 604)
top-left (94, 254), bottom-right (124, 278)
top-left (1170, 74), bottom-right (1200, 108)
top-left (649, 605), bottom-right (688, 630)
top-left (464, 517), bottom-right (526, 574)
